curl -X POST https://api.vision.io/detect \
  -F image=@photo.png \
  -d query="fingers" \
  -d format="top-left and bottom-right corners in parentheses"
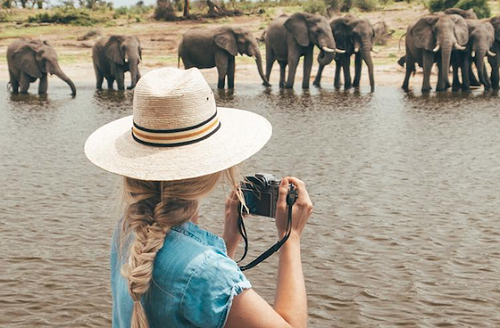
top-left (277, 177), bottom-right (290, 211)
top-left (284, 177), bottom-right (312, 205)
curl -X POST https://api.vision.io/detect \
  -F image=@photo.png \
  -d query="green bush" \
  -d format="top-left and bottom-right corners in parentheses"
top-left (28, 8), bottom-right (106, 25)
top-left (428, 0), bottom-right (490, 18)
top-left (355, 0), bottom-right (377, 11)
top-left (303, 0), bottom-right (327, 15)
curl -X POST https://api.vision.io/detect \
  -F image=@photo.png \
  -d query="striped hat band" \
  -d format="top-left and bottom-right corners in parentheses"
top-left (131, 110), bottom-right (221, 147)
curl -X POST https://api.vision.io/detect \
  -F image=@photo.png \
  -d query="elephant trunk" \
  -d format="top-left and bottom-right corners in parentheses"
top-left (54, 66), bottom-right (76, 96)
top-left (474, 48), bottom-right (489, 86)
top-left (254, 50), bottom-right (270, 87)
top-left (361, 43), bottom-right (375, 92)
top-left (128, 61), bottom-right (140, 90)
top-left (318, 49), bottom-right (335, 66)
top-left (438, 41), bottom-right (453, 91)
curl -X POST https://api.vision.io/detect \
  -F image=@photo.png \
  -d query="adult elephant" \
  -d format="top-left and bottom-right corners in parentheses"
top-left (313, 15), bottom-right (377, 92)
top-left (451, 20), bottom-right (496, 91)
top-left (178, 26), bottom-right (269, 89)
top-left (265, 12), bottom-right (342, 89)
top-left (7, 39), bottom-right (76, 95)
top-left (92, 35), bottom-right (142, 90)
top-left (489, 16), bottom-right (500, 90)
top-left (402, 14), bottom-right (468, 92)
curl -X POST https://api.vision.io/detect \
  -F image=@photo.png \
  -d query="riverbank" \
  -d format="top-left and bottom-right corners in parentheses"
top-left (0, 3), bottom-right (495, 88)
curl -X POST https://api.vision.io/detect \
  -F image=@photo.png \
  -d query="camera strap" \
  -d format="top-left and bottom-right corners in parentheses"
top-left (237, 202), bottom-right (293, 271)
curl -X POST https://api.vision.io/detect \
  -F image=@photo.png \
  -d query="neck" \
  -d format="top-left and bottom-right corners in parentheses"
top-left (190, 211), bottom-right (199, 224)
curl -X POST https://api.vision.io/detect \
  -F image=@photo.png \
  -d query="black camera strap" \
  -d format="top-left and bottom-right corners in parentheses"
top-left (237, 201), bottom-right (294, 272)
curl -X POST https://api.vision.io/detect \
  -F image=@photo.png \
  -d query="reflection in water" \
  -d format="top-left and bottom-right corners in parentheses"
top-left (1, 84), bottom-right (500, 327)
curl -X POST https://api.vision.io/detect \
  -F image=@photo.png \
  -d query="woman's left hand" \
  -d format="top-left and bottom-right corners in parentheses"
top-left (222, 190), bottom-right (242, 259)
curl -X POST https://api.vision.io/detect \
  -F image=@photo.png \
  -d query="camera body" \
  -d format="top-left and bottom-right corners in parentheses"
top-left (241, 173), bottom-right (295, 218)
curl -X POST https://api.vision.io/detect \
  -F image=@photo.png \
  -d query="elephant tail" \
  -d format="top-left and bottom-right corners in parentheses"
top-left (398, 32), bottom-right (407, 51)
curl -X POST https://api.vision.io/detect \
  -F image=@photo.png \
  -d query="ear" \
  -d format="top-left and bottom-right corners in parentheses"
top-left (490, 16), bottom-right (500, 42)
top-left (13, 44), bottom-right (42, 78)
top-left (451, 15), bottom-right (469, 46)
top-left (412, 15), bottom-right (439, 51)
top-left (214, 30), bottom-right (238, 56)
top-left (135, 37), bottom-right (142, 60)
top-left (105, 36), bottom-right (125, 65)
top-left (284, 13), bottom-right (310, 47)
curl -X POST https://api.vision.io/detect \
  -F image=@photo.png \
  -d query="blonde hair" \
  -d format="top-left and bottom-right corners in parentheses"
top-left (119, 167), bottom-right (241, 328)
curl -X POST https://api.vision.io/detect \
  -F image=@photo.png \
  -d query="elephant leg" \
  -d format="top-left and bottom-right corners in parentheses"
top-left (461, 56), bottom-right (470, 91)
top-left (302, 49), bottom-right (313, 89)
top-left (285, 54), bottom-right (300, 89)
top-left (334, 59), bottom-right (342, 89)
top-left (107, 77), bottom-right (114, 89)
top-left (422, 52), bottom-right (434, 92)
top-left (451, 62), bottom-right (461, 92)
top-left (38, 73), bottom-right (48, 95)
top-left (9, 71), bottom-right (19, 94)
top-left (278, 61), bottom-right (287, 89)
top-left (116, 68), bottom-right (125, 91)
top-left (265, 46), bottom-right (275, 82)
top-left (215, 51), bottom-right (229, 89)
top-left (402, 59), bottom-right (413, 91)
top-left (227, 56), bottom-right (235, 89)
top-left (94, 67), bottom-right (104, 90)
top-left (313, 64), bottom-right (325, 88)
top-left (19, 72), bottom-right (31, 94)
top-left (353, 54), bottom-right (362, 88)
top-left (482, 63), bottom-right (491, 90)
top-left (344, 55), bottom-right (352, 90)
top-left (489, 56), bottom-right (499, 90)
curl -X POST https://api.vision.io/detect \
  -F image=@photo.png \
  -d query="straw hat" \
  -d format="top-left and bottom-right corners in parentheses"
top-left (84, 67), bottom-right (272, 181)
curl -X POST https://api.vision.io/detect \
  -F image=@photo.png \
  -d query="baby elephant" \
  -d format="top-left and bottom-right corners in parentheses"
top-left (7, 39), bottom-right (76, 95)
top-left (178, 26), bottom-right (270, 89)
top-left (92, 35), bottom-right (142, 90)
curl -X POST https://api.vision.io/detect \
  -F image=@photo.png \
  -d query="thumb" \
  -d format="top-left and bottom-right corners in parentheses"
top-left (277, 177), bottom-right (289, 208)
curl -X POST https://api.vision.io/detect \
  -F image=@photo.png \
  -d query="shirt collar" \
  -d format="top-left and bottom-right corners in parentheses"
top-left (171, 221), bottom-right (227, 253)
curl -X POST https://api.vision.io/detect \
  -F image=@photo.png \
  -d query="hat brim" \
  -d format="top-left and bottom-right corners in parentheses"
top-left (84, 107), bottom-right (272, 181)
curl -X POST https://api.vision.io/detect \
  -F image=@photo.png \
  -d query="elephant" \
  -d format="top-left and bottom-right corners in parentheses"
top-left (402, 14), bottom-right (469, 92)
top-left (313, 15), bottom-right (378, 92)
top-left (7, 39), bottom-right (76, 95)
top-left (443, 8), bottom-right (478, 20)
top-left (178, 26), bottom-right (270, 89)
top-left (92, 35), bottom-right (142, 90)
top-left (489, 16), bottom-right (500, 90)
top-left (451, 19), bottom-right (496, 91)
top-left (265, 12), bottom-right (342, 89)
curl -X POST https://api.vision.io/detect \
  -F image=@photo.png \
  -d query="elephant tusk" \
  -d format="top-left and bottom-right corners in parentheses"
top-left (335, 48), bottom-right (346, 54)
top-left (471, 51), bottom-right (475, 58)
top-left (488, 50), bottom-right (496, 57)
top-left (433, 44), bottom-right (440, 52)
top-left (371, 48), bottom-right (380, 54)
top-left (354, 47), bottom-right (360, 53)
top-left (454, 43), bottom-right (466, 51)
top-left (322, 46), bottom-right (336, 53)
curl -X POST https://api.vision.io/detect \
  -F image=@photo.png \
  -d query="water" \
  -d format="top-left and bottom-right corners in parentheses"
top-left (1, 82), bottom-right (500, 327)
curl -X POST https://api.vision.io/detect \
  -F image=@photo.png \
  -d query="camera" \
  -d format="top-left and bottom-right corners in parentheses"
top-left (240, 173), bottom-right (296, 218)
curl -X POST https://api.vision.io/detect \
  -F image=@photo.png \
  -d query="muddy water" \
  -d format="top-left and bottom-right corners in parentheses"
top-left (1, 82), bottom-right (500, 327)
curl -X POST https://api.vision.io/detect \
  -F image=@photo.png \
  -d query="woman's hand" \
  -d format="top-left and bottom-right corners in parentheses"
top-left (275, 177), bottom-right (313, 240)
top-left (222, 190), bottom-right (242, 259)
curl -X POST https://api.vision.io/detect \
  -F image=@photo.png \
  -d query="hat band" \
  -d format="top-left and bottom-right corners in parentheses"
top-left (131, 111), bottom-right (221, 147)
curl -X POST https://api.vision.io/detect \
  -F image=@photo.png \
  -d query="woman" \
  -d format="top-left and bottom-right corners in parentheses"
top-left (85, 67), bottom-right (313, 328)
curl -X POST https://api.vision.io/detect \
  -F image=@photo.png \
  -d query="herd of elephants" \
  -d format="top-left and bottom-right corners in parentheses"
top-left (6, 8), bottom-right (500, 96)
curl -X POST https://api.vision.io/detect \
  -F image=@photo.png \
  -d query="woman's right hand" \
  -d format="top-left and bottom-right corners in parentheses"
top-left (275, 177), bottom-right (313, 240)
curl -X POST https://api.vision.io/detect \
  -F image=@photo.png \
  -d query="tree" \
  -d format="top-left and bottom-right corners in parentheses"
top-left (183, 0), bottom-right (189, 17)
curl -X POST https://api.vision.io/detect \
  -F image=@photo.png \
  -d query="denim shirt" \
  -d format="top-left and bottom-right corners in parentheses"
top-left (110, 221), bottom-right (252, 328)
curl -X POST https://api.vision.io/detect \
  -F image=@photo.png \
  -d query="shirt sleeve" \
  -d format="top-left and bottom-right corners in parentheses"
top-left (181, 250), bottom-right (252, 328)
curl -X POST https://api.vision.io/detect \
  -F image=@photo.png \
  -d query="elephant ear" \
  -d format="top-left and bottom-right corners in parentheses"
top-left (412, 15), bottom-right (439, 51)
top-left (214, 29), bottom-right (238, 56)
top-left (13, 43), bottom-right (42, 79)
top-left (284, 13), bottom-right (310, 47)
top-left (490, 16), bottom-right (500, 42)
top-left (105, 36), bottom-right (125, 65)
top-left (451, 15), bottom-right (469, 46)
top-left (135, 36), bottom-right (142, 60)
top-left (331, 18), bottom-right (351, 50)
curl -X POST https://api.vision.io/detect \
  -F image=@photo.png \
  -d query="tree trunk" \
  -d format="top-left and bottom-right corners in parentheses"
top-left (183, 0), bottom-right (189, 17)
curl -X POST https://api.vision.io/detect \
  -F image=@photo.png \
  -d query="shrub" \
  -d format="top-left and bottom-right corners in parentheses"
top-left (303, 0), bottom-right (327, 15)
top-left (154, 0), bottom-right (176, 21)
top-left (355, 0), bottom-right (377, 11)
top-left (28, 8), bottom-right (105, 25)
top-left (428, 0), bottom-right (490, 18)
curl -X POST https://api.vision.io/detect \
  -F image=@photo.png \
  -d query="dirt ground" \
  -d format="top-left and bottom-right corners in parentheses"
top-left (0, 3), bottom-right (436, 88)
